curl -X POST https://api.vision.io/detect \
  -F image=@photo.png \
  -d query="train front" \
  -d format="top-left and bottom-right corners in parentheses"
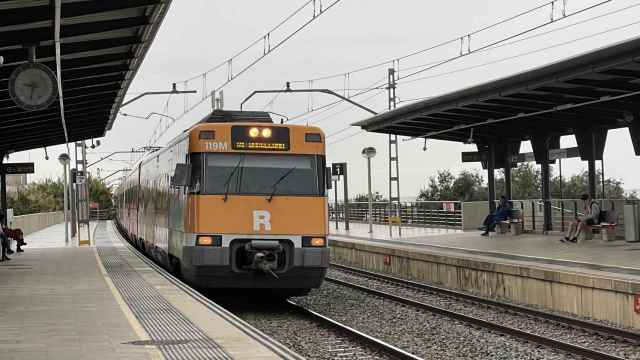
top-left (180, 119), bottom-right (329, 293)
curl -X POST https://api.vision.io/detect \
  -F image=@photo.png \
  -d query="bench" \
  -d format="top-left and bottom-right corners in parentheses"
top-left (497, 208), bottom-right (523, 236)
top-left (579, 210), bottom-right (618, 242)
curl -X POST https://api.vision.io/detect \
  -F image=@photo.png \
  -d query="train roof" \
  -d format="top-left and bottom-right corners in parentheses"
top-left (198, 110), bottom-right (273, 124)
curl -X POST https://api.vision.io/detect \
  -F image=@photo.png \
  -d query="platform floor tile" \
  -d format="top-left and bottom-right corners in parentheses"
top-left (0, 246), bottom-right (157, 360)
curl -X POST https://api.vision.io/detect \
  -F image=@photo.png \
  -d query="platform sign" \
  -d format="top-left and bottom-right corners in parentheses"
top-left (1, 162), bottom-right (34, 174)
top-left (331, 163), bottom-right (346, 176)
top-left (76, 182), bottom-right (89, 223)
top-left (442, 202), bottom-right (455, 212)
top-left (462, 147), bottom-right (580, 164)
top-left (635, 294), bottom-right (640, 315)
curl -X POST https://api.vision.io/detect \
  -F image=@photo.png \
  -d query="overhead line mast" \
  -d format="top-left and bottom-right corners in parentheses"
top-left (387, 68), bottom-right (401, 237)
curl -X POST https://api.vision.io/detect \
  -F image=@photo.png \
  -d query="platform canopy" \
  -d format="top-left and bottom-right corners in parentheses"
top-left (0, 0), bottom-right (171, 154)
top-left (354, 36), bottom-right (640, 150)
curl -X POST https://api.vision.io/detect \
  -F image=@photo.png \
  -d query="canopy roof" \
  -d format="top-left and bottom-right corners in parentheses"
top-left (354, 36), bottom-right (640, 143)
top-left (0, 0), bottom-right (171, 153)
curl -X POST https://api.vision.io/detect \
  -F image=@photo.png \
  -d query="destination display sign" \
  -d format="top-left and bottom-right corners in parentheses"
top-left (2, 162), bottom-right (34, 174)
top-left (231, 126), bottom-right (290, 151)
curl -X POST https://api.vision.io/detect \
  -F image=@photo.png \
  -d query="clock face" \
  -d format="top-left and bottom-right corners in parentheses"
top-left (8, 63), bottom-right (58, 111)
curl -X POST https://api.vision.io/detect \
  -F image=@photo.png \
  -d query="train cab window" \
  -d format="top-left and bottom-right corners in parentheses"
top-left (202, 153), bottom-right (323, 196)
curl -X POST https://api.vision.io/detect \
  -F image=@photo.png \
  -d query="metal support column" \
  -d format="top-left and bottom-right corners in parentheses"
top-left (588, 132), bottom-right (597, 199)
top-left (601, 159), bottom-right (606, 199)
top-left (487, 143), bottom-right (496, 212)
top-left (342, 165), bottom-right (350, 231)
top-left (333, 178), bottom-right (339, 230)
top-left (541, 152), bottom-right (552, 232)
top-left (504, 153), bottom-right (512, 200)
top-left (0, 155), bottom-right (6, 227)
top-left (387, 68), bottom-right (401, 236)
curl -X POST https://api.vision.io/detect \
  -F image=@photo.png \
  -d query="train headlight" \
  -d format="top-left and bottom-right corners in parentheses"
top-left (197, 235), bottom-right (222, 246)
top-left (261, 128), bottom-right (272, 138)
top-left (249, 127), bottom-right (260, 138)
top-left (302, 236), bottom-right (326, 247)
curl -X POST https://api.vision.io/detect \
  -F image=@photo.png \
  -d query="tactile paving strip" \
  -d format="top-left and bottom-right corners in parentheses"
top-left (94, 223), bottom-right (232, 360)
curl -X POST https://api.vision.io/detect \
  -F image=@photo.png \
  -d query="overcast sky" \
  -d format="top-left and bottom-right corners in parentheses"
top-left (15, 0), bottom-right (640, 198)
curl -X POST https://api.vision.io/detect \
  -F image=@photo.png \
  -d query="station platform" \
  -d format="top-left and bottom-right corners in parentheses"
top-left (329, 222), bottom-right (640, 329)
top-left (0, 222), bottom-right (295, 360)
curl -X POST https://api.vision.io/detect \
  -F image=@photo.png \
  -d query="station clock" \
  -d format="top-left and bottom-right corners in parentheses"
top-left (8, 62), bottom-right (58, 111)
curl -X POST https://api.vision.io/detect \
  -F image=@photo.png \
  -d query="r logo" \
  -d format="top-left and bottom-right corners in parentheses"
top-left (253, 210), bottom-right (271, 231)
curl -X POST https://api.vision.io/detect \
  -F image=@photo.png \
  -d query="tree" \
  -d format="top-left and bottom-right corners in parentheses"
top-left (417, 163), bottom-right (633, 201)
top-left (452, 170), bottom-right (486, 201)
top-left (417, 170), bottom-right (455, 201)
top-left (89, 176), bottom-right (113, 209)
top-left (7, 177), bottom-right (113, 216)
top-left (552, 170), bottom-right (625, 199)
top-left (8, 179), bottom-right (64, 216)
top-left (418, 169), bottom-right (485, 201)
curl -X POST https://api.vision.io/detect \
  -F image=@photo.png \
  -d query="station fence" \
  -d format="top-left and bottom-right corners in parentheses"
top-left (90, 208), bottom-right (114, 221)
top-left (506, 198), bottom-right (639, 238)
top-left (329, 198), bottom-right (639, 236)
top-left (329, 201), bottom-right (463, 229)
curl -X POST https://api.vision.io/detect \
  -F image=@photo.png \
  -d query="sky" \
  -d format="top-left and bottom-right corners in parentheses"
top-left (13, 0), bottom-right (640, 199)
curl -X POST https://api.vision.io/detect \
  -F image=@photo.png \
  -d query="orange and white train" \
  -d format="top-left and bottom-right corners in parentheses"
top-left (114, 110), bottom-right (329, 295)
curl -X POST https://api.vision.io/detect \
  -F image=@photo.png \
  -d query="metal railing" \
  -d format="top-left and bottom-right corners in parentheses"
top-left (329, 201), bottom-right (463, 229)
top-left (506, 199), bottom-right (638, 237)
top-left (90, 208), bottom-right (114, 221)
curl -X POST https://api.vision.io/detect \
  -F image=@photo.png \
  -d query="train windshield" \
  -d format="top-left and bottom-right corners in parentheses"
top-left (199, 153), bottom-right (324, 196)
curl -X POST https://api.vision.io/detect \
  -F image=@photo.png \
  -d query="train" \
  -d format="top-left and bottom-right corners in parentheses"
top-left (114, 110), bottom-right (329, 295)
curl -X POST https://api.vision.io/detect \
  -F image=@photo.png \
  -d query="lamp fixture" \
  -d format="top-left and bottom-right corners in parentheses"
top-left (464, 128), bottom-right (475, 144)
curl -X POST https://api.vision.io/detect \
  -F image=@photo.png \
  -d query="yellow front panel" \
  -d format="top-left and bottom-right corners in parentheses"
top-left (187, 195), bottom-right (328, 236)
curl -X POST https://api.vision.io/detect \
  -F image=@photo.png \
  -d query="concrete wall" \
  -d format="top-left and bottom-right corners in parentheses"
top-left (462, 202), bottom-right (487, 230)
top-left (331, 239), bottom-right (640, 329)
top-left (10, 211), bottom-right (64, 235)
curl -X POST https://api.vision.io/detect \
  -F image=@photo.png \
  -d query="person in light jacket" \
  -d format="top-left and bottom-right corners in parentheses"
top-left (563, 193), bottom-right (600, 243)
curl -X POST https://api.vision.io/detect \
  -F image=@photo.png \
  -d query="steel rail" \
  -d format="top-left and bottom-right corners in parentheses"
top-left (325, 274), bottom-right (628, 360)
top-left (331, 263), bottom-right (640, 343)
top-left (109, 221), bottom-right (305, 360)
top-left (285, 300), bottom-right (423, 360)
top-left (113, 220), bottom-right (420, 360)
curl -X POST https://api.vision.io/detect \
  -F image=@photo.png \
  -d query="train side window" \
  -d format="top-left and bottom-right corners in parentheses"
top-left (171, 164), bottom-right (192, 187)
top-left (189, 153), bottom-right (202, 194)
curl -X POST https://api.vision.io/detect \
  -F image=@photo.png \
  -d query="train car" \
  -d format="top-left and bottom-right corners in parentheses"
top-left (115, 110), bottom-right (329, 294)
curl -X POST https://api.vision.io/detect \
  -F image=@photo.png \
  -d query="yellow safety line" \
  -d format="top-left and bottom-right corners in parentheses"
top-left (93, 248), bottom-right (164, 360)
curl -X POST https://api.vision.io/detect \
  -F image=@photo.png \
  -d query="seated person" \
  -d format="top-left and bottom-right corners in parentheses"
top-left (0, 225), bottom-right (9, 261)
top-left (0, 213), bottom-right (26, 256)
top-left (3, 228), bottom-right (26, 253)
top-left (562, 193), bottom-right (600, 243)
top-left (481, 196), bottom-right (512, 236)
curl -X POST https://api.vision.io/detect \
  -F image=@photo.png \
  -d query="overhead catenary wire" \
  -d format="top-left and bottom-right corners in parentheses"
top-left (289, 0), bottom-right (611, 85)
top-left (151, 0), bottom-right (344, 145)
top-left (288, 0), bottom-right (639, 128)
top-left (328, 17), bottom-right (640, 147)
top-left (283, 0), bottom-right (617, 125)
top-left (397, 16), bottom-right (640, 88)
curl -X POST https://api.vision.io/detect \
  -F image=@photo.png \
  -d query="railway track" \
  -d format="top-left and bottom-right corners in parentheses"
top-left (286, 300), bottom-right (421, 360)
top-left (229, 299), bottom-right (423, 360)
top-left (329, 263), bottom-right (640, 360)
top-left (113, 221), bottom-right (421, 359)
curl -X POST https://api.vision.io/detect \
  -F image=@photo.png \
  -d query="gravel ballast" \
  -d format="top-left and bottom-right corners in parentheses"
top-left (294, 282), bottom-right (569, 360)
top-left (221, 301), bottom-right (397, 360)
top-left (326, 267), bottom-right (640, 360)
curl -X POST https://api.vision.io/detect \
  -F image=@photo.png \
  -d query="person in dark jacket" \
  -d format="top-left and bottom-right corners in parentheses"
top-left (562, 193), bottom-right (600, 243)
top-left (481, 196), bottom-right (512, 236)
top-left (0, 212), bottom-right (10, 261)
